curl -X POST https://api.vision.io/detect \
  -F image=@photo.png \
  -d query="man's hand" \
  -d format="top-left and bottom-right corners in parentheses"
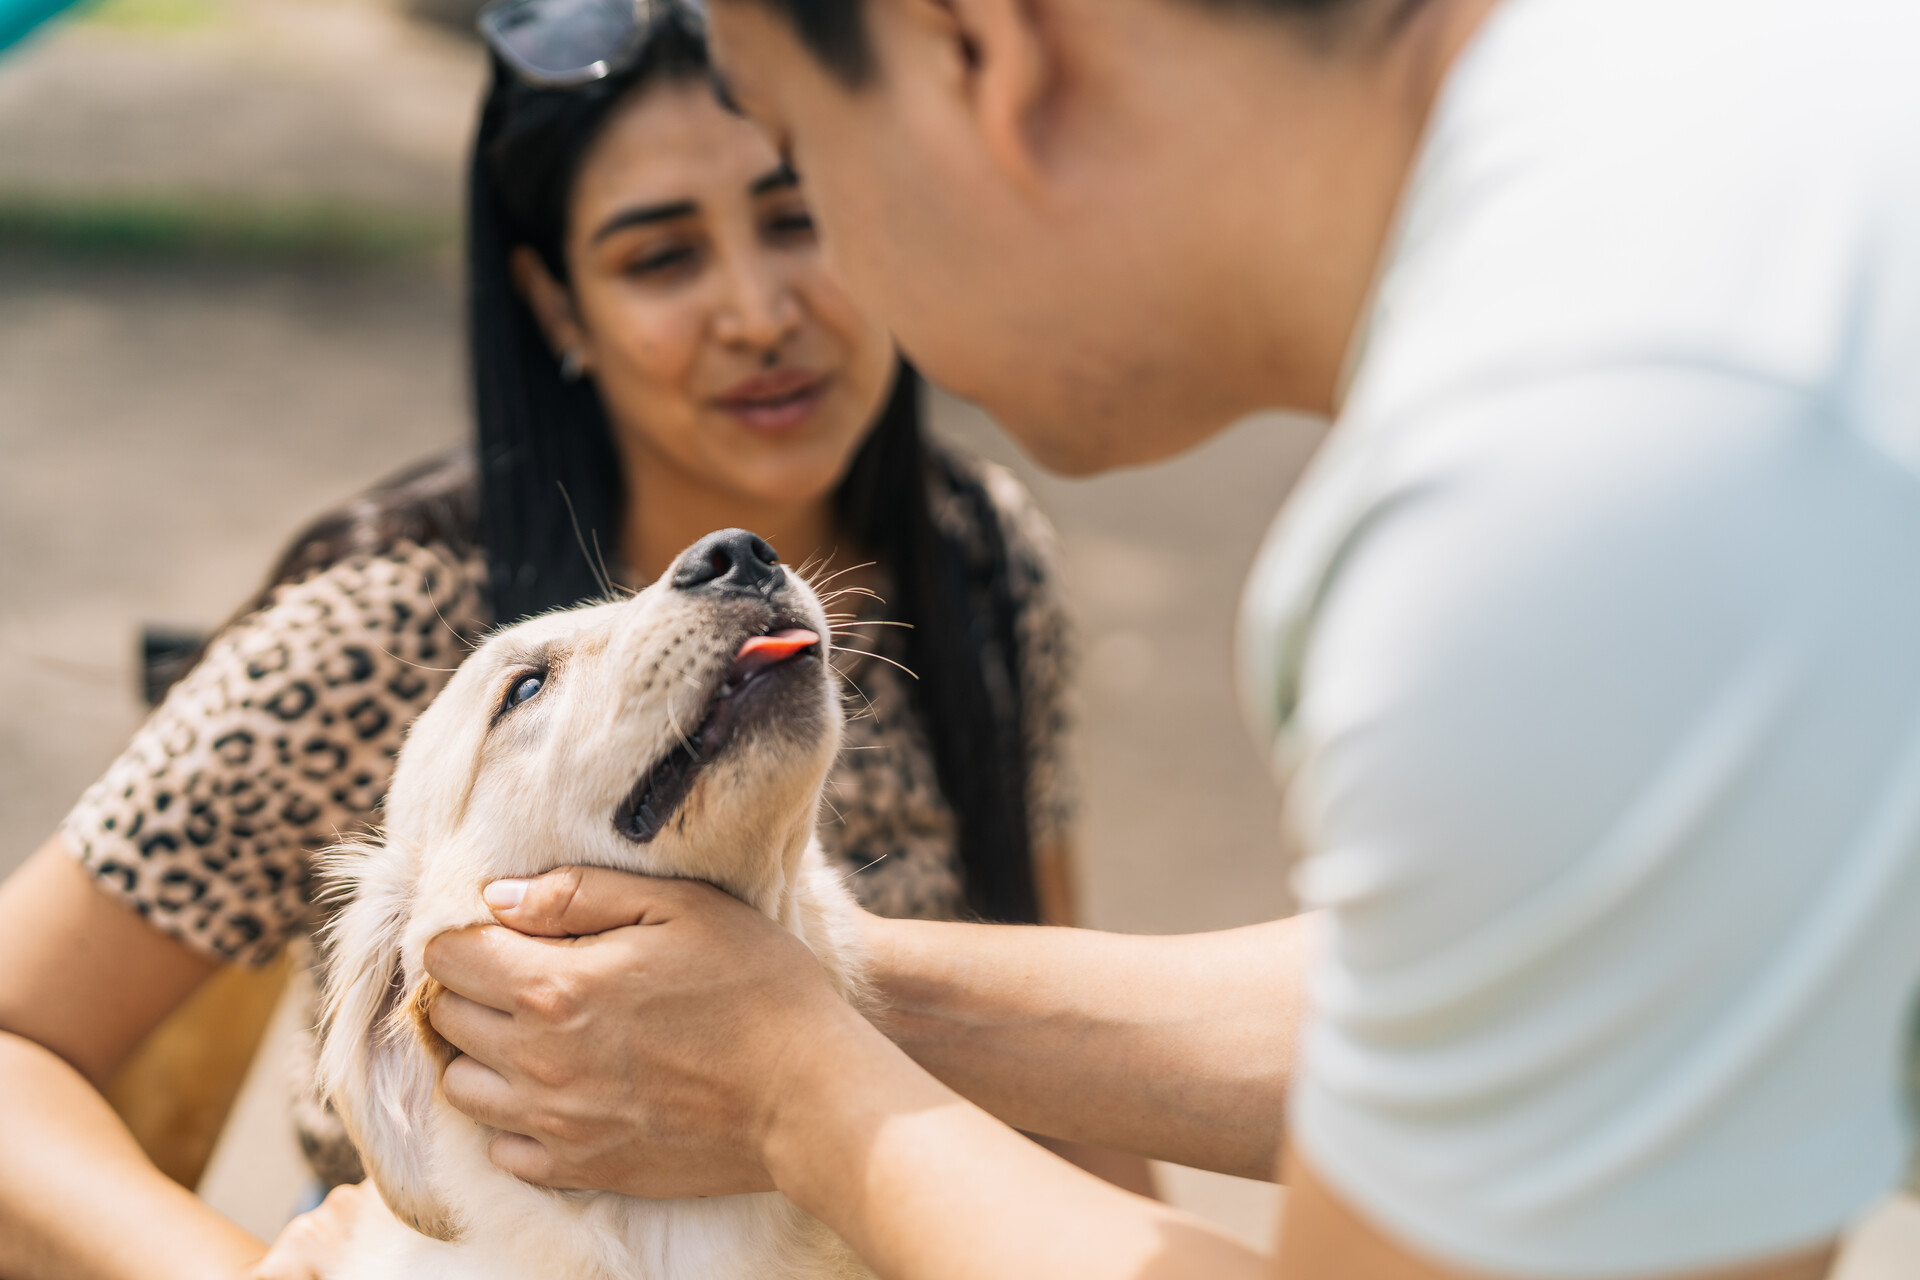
top-left (247, 1183), bottom-right (370, 1280)
top-left (423, 867), bottom-right (877, 1199)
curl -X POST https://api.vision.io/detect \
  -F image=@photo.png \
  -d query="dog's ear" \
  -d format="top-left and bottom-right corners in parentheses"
top-left (316, 841), bottom-right (462, 1243)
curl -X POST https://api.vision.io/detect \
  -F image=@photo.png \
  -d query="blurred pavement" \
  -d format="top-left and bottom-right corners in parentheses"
top-left (1, 0), bottom-right (1913, 1268)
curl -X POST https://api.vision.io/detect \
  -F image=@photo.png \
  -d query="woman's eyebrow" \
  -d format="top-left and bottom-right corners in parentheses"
top-left (751, 163), bottom-right (800, 197)
top-left (588, 166), bottom-right (799, 245)
top-left (591, 200), bottom-right (698, 245)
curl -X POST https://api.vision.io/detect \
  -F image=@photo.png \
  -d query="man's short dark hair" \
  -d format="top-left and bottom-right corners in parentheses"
top-left (754, 0), bottom-right (1354, 84)
top-left (752, 0), bottom-right (877, 82)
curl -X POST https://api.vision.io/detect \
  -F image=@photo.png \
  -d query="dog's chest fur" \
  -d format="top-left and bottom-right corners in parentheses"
top-left (336, 848), bottom-right (875, 1280)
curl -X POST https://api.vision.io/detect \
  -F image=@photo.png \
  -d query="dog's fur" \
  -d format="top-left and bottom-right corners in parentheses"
top-left (316, 537), bottom-right (874, 1279)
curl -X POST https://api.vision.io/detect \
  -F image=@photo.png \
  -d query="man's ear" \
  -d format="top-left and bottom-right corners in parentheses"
top-left (916, 0), bottom-right (1056, 196)
top-left (508, 246), bottom-right (591, 377)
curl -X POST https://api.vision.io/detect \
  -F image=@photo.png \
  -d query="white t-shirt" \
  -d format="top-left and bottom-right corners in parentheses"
top-left (1239, 0), bottom-right (1920, 1275)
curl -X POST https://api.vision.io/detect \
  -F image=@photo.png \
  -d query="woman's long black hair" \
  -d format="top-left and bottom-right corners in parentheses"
top-left (467, 20), bottom-right (1038, 923)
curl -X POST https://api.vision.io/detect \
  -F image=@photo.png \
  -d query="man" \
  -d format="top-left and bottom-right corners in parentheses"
top-left (423, 1), bottom-right (1920, 1276)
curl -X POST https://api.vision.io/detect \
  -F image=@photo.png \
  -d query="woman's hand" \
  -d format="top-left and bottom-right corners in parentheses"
top-left (246, 1182), bottom-right (370, 1280)
top-left (423, 867), bottom-right (879, 1199)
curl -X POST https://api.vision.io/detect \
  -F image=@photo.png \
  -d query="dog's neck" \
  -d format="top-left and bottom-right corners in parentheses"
top-left (706, 812), bottom-right (822, 922)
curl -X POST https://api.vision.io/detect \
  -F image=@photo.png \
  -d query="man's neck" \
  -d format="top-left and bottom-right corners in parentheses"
top-left (1278, 0), bottom-right (1504, 417)
top-left (1168, 0), bottom-right (1503, 419)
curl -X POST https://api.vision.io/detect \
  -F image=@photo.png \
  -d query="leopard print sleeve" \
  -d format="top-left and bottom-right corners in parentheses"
top-left (973, 461), bottom-right (1079, 858)
top-left (60, 541), bottom-right (488, 965)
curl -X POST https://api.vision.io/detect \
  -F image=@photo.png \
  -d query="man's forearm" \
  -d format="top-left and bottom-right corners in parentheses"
top-left (864, 913), bottom-right (1318, 1181)
top-left (766, 1016), bottom-right (1269, 1280)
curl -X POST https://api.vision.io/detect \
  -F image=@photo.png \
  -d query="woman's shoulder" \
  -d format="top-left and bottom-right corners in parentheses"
top-left (147, 450), bottom-right (491, 699)
top-left (258, 449), bottom-right (485, 608)
top-left (919, 439), bottom-right (1078, 851)
top-left (63, 452), bottom-right (491, 965)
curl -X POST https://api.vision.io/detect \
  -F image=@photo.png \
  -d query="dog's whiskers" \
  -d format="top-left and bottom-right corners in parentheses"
top-left (421, 581), bottom-right (480, 652)
top-left (805, 558), bottom-right (878, 593)
top-left (794, 549), bottom-right (833, 584)
top-left (374, 644), bottom-right (463, 674)
top-left (832, 646), bottom-right (919, 681)
top-left (555, 482), bottom-right (620, 602)
top-left (818, 585), bottom-right (885, 608)
top-left (591, 529), bottom-right (635, 599)
top-left (831, 672), bottom-right (882, 727)
top-left (664, 697), bottom-right (700, 761)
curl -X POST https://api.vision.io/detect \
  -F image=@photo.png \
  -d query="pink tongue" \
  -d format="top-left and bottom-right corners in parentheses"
top-left (732, 628), bottom-right (820, 676)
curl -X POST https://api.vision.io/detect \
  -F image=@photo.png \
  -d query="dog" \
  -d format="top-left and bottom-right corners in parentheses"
top-left (316, 528), bottom-right (875, 1279)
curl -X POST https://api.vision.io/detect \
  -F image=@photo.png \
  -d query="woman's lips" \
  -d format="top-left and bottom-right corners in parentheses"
top-left (714, 369), bottom-right (829, 435)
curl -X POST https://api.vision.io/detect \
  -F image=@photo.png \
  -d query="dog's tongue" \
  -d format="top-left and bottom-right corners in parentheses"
top-left (731, 628), bottom-right (820, 679)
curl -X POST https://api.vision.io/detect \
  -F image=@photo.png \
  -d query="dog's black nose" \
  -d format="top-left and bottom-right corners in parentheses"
top-left (672, 528), bottom-right (785, 596)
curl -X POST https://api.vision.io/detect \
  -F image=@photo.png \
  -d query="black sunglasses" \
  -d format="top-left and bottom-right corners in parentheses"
top-left (477, 0), bottom-right (708, 88)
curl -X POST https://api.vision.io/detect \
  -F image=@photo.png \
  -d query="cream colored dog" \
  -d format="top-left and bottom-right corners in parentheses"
top-left (317, 529), bottom-right (874, 1280)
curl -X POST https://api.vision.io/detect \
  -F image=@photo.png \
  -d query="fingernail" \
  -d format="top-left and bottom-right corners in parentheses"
top-left (484, 879), bottom-right (528, 911)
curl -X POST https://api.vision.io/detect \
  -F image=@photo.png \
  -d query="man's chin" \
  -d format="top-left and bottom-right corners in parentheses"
top-left (1001, 404), bottom-right (1244, 479)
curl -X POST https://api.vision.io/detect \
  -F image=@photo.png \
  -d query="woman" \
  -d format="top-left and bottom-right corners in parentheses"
top-left (0, 6), bottom-right (1141, 1276)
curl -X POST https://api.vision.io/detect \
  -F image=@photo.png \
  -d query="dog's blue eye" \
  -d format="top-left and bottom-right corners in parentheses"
top-left (506, 674), bottom-right (544, 709)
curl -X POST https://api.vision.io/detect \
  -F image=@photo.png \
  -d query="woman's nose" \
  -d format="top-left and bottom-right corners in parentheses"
top-left (714, 259), bottom-right (802, 353)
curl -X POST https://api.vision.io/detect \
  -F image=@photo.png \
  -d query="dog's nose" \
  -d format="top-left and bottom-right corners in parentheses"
top-left (671, 528), bottom-right (785, 597)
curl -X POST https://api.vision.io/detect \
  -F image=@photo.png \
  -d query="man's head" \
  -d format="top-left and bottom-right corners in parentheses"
top-left (707, 0), bottom-right (1492, 474)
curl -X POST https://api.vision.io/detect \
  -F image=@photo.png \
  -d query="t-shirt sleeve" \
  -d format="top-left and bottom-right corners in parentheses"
top-left (1277, 366), bottom-right (1920, 1277)
top-left (978, 462), bottom-right (1078, 856)
top-left (61, 541), bottom-right (485, 965)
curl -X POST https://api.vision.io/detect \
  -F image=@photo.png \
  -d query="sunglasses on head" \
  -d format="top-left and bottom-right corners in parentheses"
top-left (478, 0), bottom-right (708, 88)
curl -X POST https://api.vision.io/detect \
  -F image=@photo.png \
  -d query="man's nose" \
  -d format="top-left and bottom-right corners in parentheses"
top-left (670, 529), bottom-right (785, 597)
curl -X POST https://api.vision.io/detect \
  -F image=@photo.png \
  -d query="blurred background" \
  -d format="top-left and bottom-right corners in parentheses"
top-left (0, 0), bottom-right (1914, 1270)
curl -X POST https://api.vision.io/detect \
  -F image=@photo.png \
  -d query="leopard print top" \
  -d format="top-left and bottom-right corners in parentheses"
top-left (63, 454), bottom-right (1074, 964)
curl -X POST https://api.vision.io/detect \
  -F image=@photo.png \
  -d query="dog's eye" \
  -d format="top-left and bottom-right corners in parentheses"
top-left (505, 674), bottom-right (544, 710)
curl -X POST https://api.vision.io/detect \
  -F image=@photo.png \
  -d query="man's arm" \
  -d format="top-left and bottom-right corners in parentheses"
top-left (426, 868), bottom-right (1840, 1280)
top-left (863, 913), bottom-right (1316, 1180)
top-left (426, 869), bottom-right (1274, 1278)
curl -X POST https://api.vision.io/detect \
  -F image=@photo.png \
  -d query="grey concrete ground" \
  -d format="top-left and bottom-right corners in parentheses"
top-left (2, 0), bottom-right (1915, 1269)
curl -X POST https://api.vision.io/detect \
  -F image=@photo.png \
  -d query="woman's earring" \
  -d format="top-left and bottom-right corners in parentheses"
top-left (560, 348), bottom-right (587, 382)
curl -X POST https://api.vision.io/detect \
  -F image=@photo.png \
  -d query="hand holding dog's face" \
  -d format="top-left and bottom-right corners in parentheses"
top-left (424, 866), bottom-right (878, 1200)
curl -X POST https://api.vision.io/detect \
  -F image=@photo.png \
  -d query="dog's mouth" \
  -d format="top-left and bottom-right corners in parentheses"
top-left (613, 625), bottom-right (823, 844)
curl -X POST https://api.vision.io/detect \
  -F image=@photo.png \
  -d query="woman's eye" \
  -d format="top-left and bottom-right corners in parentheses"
top-left (506, 674), bottom-right (545, 709)
top-left (766, 212), bottom-right (815, 239)
top-left (627, 246), bottom-right (696, 277)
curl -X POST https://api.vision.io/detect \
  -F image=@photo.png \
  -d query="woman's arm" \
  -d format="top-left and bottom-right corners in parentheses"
top-left (0, 838), bottom-right (267, 1280)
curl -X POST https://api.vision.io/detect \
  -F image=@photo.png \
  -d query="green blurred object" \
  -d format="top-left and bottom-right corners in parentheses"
top-left (0, 191), bottom-right (458, 258)
top-left (0, 0), bottom-right (86, 52)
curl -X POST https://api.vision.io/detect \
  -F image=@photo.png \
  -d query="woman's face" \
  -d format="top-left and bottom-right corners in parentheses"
top-left (524, 77), bottom-right (897, 512)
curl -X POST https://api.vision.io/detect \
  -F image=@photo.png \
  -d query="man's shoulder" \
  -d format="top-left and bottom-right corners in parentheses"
top-left (1362, 0), bottom-right (1920, 423)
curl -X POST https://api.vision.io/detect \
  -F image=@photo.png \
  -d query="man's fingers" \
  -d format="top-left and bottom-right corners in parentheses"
top-left (441, 1052), bottom-right (523, 1130)
top-left (425, 922), bottom-right (563, 1007)
top-left (482, 866), bottom-right (715, 938)
top-left (427, 987), bottom-right (516, 1069)
top-left (488, 1129), bottom-right (563, 1186)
